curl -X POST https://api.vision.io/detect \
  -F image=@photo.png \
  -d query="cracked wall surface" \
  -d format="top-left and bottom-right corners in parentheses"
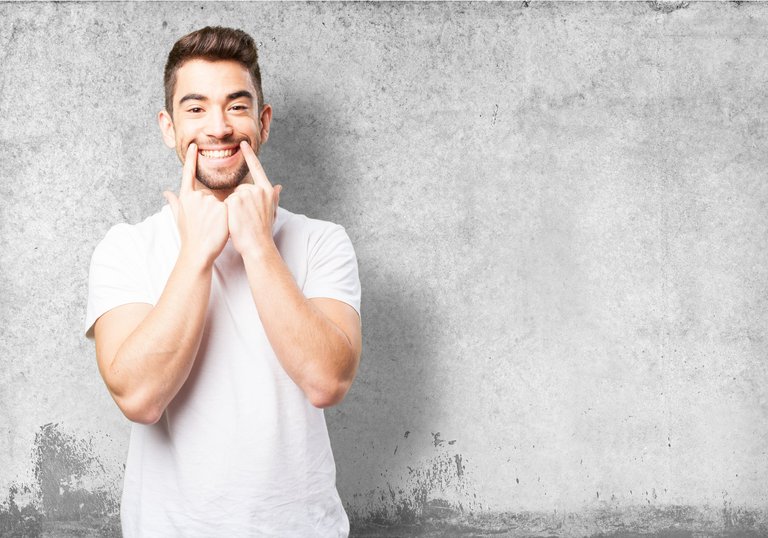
top-left (2, 2), bottom-right (767, 536)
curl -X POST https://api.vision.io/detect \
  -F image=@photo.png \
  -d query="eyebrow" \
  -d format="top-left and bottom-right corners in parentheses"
top-left (227, 90), bottom-right (253, 101)
top-left (178, 91), bottom-right (254, 105)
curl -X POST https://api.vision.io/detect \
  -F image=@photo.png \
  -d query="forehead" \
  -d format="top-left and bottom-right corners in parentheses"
top-left (173, 59), bottom-right (255, 103)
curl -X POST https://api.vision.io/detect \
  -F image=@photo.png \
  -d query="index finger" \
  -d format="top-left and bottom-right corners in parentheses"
top-left (239, 141), bottom-right (272, 189)
top-left (181, 143), bottom-right (197, 194)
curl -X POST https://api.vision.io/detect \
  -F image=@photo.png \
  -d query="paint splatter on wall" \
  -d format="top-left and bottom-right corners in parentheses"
top-left (348, 430), bottom-right (479, 530)
top-left (1, 424), bottom-right (120, 537)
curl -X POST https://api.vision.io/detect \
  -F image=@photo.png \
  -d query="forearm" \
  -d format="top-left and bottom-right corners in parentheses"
top-left (106, 251), bottom-right (212, 423)
top-left (242, 243), bottom-right (356, 408)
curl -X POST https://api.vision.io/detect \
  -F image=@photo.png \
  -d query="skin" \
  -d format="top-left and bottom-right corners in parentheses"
top-left (93, 59), bottom-right (362, 423)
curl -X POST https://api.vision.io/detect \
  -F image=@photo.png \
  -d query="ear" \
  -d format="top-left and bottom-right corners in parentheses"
top-left (259, 104), bottom-right (273, 145)
top-left (158, 109), bottom-right (177, 149)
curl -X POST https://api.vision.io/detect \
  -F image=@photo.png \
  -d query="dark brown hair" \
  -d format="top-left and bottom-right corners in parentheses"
top-left (163, 26), bottom-right (263, 116)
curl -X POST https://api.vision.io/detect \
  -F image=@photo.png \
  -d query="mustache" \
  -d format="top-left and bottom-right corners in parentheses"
top-left (193, 136), bottom-right (251, 147)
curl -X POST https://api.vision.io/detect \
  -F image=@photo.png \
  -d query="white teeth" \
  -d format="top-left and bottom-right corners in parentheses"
top-left (200, 148), bottom-right (235, 158)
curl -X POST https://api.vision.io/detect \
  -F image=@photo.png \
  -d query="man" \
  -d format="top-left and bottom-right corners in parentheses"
top-left (85, 26), bottom-right (362, 537)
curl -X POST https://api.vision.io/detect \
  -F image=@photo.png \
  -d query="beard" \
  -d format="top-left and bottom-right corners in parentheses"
top-left (195, 159), bottom-right (250, 190)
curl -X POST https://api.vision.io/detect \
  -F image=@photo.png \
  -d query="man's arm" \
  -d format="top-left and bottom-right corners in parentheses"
top-left (93, 144), bottom-right (230, 424)
top-left (94, 256), bottom-right (213, 424)
top-left (226, 141), bottom-right (362, 408)
top-left (244, 247), bottom-right (362, 408)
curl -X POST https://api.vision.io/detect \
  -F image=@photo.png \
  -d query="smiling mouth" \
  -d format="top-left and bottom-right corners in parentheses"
top-left (198, 147), bottom-right (239, 159)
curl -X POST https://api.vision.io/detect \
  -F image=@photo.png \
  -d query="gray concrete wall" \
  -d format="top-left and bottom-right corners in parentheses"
top-left (2, 1), bottom-right (767, 536)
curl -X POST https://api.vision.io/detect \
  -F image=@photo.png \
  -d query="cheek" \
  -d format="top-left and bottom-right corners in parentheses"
top-left (177, 132), bottom-right (194, 157)
top-left (180, 128), bottom-right (194, 143)
top-left (236, 119), bottom-right (260, 140)
top-left (178, 131), bottom-right (196, 152)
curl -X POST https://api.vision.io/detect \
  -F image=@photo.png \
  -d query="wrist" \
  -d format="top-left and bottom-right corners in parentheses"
top-left (177, 245), bottom-right (216, 273)
top-left (240, 237), bottom-right (279, 268)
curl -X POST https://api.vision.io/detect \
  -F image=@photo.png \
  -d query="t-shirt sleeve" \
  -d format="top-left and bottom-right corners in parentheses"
top-left (302, 224), bottom-right (361, 317)
top-left (84, 224), bottom-right (153, 339)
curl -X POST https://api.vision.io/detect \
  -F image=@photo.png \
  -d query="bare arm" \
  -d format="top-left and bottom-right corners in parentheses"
top-left (93, 144), bottom-right (229, 424)
top-left (243, 246), bottom-right (362, 408)
top-left (94, 253), bottom-right (213, 424)
top-left (225, 141), bottom-right (362, 408)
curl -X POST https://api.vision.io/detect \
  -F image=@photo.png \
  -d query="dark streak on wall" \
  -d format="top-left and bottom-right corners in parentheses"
top-left (647, 1), bottom-right (690, 14)
top-left (353, 504), bottom-right (768, 537)
top-left (0, 423), bottom-right (120, 538)
top-left (2, 425), bottom-right (767, 537)
top-left (349, 448), bottom-right (768, 536)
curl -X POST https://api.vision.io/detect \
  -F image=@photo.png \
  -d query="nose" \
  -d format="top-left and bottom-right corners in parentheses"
top-left (204, 108), bottom-right (233, 139)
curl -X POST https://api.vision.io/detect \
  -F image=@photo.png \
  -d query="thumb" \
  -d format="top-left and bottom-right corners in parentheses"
top-left (163, 190), bottom-right (179, 220)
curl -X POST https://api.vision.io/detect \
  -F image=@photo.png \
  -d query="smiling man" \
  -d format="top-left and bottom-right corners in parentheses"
top-left (85, 27), bottom-right (362, 537)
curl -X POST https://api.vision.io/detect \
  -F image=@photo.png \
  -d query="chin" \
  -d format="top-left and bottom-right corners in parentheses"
top-left (196, 162), bottom-right (249, 190)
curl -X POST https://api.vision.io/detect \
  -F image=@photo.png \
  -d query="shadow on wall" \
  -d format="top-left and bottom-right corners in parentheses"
top-left (340, 269), bottom-right (448, 524)
top-left (0, 423), bottom-right (120, 537)
top-left (260, 91), bottom-right (358, 223)
top-left (262, 89), bottom-right (465, 528)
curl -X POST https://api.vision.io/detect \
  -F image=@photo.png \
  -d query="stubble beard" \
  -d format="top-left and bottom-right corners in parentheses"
top-left (195, 159), bottom-right (250, 190)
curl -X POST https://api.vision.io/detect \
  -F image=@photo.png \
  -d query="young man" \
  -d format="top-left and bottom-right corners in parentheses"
top-left (85, 26), bottom-right (362, 537)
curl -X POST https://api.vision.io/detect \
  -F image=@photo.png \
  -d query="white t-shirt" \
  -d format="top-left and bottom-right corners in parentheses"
top-left (85, 205), bottom-right (361, 538)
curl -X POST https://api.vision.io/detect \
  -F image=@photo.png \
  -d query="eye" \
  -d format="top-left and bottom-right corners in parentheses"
top-left (187, 107), bottom-right (203, 113)
top-left (230, 104), bottom-right (249, 111)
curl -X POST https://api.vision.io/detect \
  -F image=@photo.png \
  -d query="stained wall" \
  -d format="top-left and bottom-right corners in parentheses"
top-left (2, 2), bottom-right (767, 536)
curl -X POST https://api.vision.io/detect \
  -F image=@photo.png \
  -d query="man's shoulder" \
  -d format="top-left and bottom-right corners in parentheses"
top-left (99, 206), bottom-right (175, 245)
top-left (276, 207), bottom-right (347, 238)
top-left (275, 208), bottom-right (355, 264)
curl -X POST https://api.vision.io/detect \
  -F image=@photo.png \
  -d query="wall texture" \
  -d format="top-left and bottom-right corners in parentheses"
top-left (2, 2), bottom-right (768, 536)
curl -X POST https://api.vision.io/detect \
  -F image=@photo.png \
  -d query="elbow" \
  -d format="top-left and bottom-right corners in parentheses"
top-left (104, 369), bottom-right (166, 425)
top-left (307, 377), bottom-right (353, 409)
top-left (113, 392), bottom-right (165, 425)
top-left (306, 346), bottom-right (359, 409)
top-left (124, 407), bottom-right (164, 425)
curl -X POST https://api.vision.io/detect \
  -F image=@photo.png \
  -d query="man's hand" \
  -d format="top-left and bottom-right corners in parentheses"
top-left (224, 141), bottom-right (283, 256)
top-left (163, 143), bottom-right (229, 266)
top-left (97, 142), bottom-right (224, 424)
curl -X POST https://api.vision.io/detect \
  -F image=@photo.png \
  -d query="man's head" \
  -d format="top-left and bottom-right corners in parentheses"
top-left (158, 26), bottom-right (271, 191)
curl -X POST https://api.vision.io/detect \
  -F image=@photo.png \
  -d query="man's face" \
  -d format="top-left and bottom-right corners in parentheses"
top-left (159, 59), bottom-right (271, 191)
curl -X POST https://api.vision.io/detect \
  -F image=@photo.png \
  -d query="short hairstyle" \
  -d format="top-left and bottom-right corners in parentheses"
top-left (163, 26), bottom-right (263, 117)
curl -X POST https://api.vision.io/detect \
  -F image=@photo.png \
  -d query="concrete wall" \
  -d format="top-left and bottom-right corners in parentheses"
top-left (2, 2), bottom-right (767, 536)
